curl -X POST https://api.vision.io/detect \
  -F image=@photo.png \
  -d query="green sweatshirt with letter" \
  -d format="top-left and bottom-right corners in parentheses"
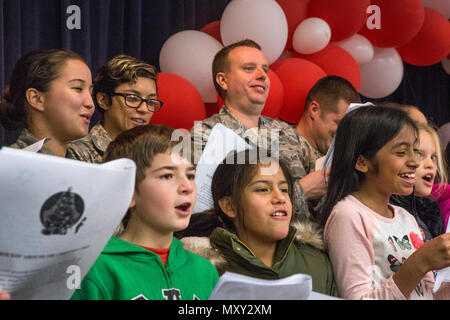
top-left (71, 237), bottom-right (219, 300)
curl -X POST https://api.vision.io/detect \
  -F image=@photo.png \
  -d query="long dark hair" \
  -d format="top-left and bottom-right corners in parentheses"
top-left (0, 49), bottom-right (85, 130)
top-left (175, 148), bottom-right (295, 238)
top-left (212, 148), bottom-right (294, 232)
top-left (318, 106), bottom-right (418, 227)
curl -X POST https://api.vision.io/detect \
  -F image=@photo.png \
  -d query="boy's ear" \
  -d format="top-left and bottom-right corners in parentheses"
top-left (96, 93), bottom-right (110, 111)
top-left (218, 196), bottom-right (237, 219)
top-left (25, 88), bottom-right (45, 112)
top-left (355, 154), bottom-right (369, 173)
top-left (128, 192), bottom-right (137, 210)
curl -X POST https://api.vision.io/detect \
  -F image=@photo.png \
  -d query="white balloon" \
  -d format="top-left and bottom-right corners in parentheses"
top-left (292, 17), bottom-right (331, 55)
top-left (359, 47), bottom-right (404, 99)
top-left (159, 30), bottom-right (223, 103)
top-left (421, 0), bottom-right (450, 19)
top-left (220, 0), bottom-right (288, 64)
top-left (442, 57), bottom-right (450, 75)
top-left (334, 34), bottom-right (374, 65)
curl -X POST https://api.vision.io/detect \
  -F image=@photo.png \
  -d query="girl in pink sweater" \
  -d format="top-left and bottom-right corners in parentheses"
top-left (319, 106), bottom-right (450, 300)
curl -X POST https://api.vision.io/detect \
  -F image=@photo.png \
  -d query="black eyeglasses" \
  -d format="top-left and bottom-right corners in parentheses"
top-left (110, 92), bottom-right (163, 112)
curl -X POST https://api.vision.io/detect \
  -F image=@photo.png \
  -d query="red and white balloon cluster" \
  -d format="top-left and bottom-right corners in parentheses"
top-left (155, 0), bottom-right (450, 127)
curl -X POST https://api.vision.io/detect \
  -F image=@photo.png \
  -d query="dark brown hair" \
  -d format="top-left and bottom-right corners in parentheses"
top-left (0, 49), bottom-right (85, 130)
top-left (212, 149), bottom-right (294, 233)
top-left (93, 54), bottom-right (158, 113)
top-left (103, 123), bottom-right (183, 227)
top-left (318, 106), bottom-right (418, 227)
top-left (177, 149), bottom-right (295, 239)
top-left (304, 75), bottom-right (361, 116)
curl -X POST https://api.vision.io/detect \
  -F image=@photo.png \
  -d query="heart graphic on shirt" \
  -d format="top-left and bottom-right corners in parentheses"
top-left (409, 231), bottom-right (424, 249)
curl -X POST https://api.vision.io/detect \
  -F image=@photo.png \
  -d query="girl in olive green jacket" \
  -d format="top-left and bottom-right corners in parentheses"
top-left (181, 149), bottom-right (338, 297)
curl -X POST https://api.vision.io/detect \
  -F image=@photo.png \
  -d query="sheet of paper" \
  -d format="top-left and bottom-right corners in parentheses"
top-left (23, 138), bottom-right (52, 153)
top-left (319, 102), bottom-right (374, 170)
top-left (193, 124), bottom-right (252, 213)
top-left (0, 147), bottom-right (136, 299)
top-left (433, 223), bottom-right (450, 293)
top-left (209, 271), bottom-right (341, 300)
top-left (315, 156), bottom-right (326, 172)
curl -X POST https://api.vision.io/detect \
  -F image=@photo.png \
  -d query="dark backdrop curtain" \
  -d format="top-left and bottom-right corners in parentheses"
top-left (1, 0), bottom-right (449, 146)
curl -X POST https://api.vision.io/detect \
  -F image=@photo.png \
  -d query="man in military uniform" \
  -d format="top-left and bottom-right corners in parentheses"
top-left (293, 75), bottom-right (361, 214)
top-left (191, 39), bottom-right (314, 222)
top-left (68, 55), bottom-right (161, 163)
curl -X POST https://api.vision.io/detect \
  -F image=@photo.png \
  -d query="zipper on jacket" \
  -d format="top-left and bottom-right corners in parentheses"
top-left (237, 237), bottom-right (294, 270)
top-left (236, 239), bottom-right (257, 257)
top-left (272, 238), bottom-right (294, 269)
top-left (164, 263), bottom-right (173, 287)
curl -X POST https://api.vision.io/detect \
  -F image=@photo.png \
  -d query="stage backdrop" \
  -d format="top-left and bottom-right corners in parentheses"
top-left (0, 0), bottom-right (449, 145)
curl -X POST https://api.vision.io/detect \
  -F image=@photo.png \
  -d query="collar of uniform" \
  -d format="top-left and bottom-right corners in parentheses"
top-left (14, 128), bottom-right (55, 155)
top-left (219, 105), bottom-right (268, 132)
top-left (293, 128), bottom-right (324, 159)
top-left (90, 123), bottom-right (112, 153)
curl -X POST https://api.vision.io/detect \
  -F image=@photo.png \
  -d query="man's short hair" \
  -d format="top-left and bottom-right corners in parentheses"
top-left (304, 75), bottom-right (361, 115)
top-left (93, 54), bottom-right (158, 112)
top-left (212, 39), bottom-right (262, 100)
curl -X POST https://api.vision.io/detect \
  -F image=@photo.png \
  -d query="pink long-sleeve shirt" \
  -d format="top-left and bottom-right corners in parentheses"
top-left (324, 195), bottom-right (435, 300)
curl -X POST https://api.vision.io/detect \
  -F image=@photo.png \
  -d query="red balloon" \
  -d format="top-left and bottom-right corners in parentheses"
top-left (273, 58), bottom-right (326, 124)
top-left (200, 20), bottom-right (222, 44)
top-left (270, 50), bottom-right (294, 69)
top-left (275, 0), bottom-right (308, 51)
top-left (262, 69), bottom-right (284, 119)
top-left (294, 44), bottom-right (361, 91)
top-left (308, 0), bottom-right (370, 42)
top-left (205, 102), bottom-right (221, 118)
top-left (151, 73), bottom-right (206, 130)
top-left (397, 8), bottom-right (450, 66)
top-left (359, 0), bottom-right (424, 48)
top-left (217, 69), bottom-right (284, 120)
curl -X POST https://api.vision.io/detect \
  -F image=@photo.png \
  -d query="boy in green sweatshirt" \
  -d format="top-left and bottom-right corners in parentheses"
top-left (71, 124), bottom-right (218, 300)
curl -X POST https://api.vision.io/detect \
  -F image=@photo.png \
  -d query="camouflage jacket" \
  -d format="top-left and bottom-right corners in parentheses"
top-left (291, 127), bottom-right (325, 217)
top-left (291, 127), bottom-right (324, 175)
top-left (9, 128), bottom-right (74, 158)
top-left (190, 106), bottom-right (313, 222)
top-left (67, 123), bottom-right (112, 163)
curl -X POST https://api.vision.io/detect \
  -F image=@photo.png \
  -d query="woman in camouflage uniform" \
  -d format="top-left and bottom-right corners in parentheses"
top-left (68, 55), bottom-right (161, 163)
top-left (0, 49), bottom-right (94, 157)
